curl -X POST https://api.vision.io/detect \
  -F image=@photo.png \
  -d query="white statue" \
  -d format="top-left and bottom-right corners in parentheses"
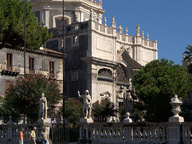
top-left (39, 93), bottom-right (48, 120)
top-left (78, 90), bottom-right (92, 118)
top-left (127, 92), bottom-right (133, 113)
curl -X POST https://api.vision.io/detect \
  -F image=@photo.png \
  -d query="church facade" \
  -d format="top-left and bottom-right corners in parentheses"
top-left (30, 0), bottom-right (158, 106)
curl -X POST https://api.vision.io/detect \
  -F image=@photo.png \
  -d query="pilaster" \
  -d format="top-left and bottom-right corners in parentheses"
top-left (44, 6), bottom-right (50, 28)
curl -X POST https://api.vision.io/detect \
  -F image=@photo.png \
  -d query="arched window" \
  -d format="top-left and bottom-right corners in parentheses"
top-left (98, 68), bottom-right (113, 82)
top-left (53, 15), bottom-right (71, 28)
top-left (98, 68), bottom-right (112, 77)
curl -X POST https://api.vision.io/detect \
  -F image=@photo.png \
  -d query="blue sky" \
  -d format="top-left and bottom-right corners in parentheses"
top-left (102, 0), bottom-right (192, 65)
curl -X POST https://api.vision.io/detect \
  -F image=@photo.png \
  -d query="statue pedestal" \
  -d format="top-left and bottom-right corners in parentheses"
top-left (37, 118), bottom-right (49, 124)
top-left (79, 118), bottom-right (93, 144)
top-left (169, 116), bottom-right (184, 123)
top-left (123, 112), bottom-right (132, 124)
top-left (79, 118), bottom-right (93, 123)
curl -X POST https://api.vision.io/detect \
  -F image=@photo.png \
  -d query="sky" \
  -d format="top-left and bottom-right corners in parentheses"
top-left (102, 0), bottom-right (192, 65)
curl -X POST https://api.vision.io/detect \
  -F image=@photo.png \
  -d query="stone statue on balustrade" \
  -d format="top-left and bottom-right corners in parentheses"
top-left (126, 91), bottom-right (133, 113)
top-left (78, 90), bottom-right (92, 119)
top-left (39, 93), bottom-right (48, 120)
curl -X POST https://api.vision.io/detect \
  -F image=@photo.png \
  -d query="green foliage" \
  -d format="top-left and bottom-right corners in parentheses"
top-left (69, 126), bottom-right (79, 142)
top-left (64, 98), bottom-right (83, 124)
top-left (0, 0), bottom-right (52, 49)
top-left (3, 74), bottom-right (61, 123)
top-left (187, 63), bottom-right (192, 74)
top-left (181, 102), bottom-right (192, 122)
top-left (133, 58), bottom-right (192, 122)
top-left (92, 100), bottom-right (117, 122)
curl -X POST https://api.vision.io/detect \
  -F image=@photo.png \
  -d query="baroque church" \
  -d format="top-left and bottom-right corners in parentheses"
top-left (30, 0), bottom-right (158, 106)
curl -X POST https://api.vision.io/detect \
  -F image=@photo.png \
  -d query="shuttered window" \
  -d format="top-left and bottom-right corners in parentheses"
top-left (7, 53), bottom-right (13, 71)
top-left (29, 57), bottom-right (35, 74)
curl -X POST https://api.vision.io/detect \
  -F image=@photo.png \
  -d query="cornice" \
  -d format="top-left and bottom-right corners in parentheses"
top-left (81, 57), bottom-right (117, 68)
top-left (31, 0), bottom-right (104, 14)
top-left (2, 47), bottom-right (65, 59)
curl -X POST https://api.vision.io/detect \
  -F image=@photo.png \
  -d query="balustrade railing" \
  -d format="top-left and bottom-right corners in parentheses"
top-left (0, 64), bottom-right (20, 73)
top-left (86, 122), bottom-right (168, 144)
top-left (0, 123), bottom-right (43, 144)
top-left (182, 122), bottom-right (192, 144)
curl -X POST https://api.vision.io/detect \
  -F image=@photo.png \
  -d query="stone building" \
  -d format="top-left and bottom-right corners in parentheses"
top-left (30, 0), bottom-right (158, 106)
top-left (0, 47), bottom-right (64, 97)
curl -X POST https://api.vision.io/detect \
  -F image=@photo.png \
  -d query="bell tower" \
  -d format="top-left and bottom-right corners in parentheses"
top-left (30, 0), bottom-right (105, 29)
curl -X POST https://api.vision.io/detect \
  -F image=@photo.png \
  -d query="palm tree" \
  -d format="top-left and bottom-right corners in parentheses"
top-left (183, 45), bottom-right (192, 61)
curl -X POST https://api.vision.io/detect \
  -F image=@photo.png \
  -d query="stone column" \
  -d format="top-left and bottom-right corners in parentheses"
top-left (79, 119), bottom-right (93, 143)
top-left (123, 114), bottom-right (133, 143)
top-left (7, 116), bottom-right (14, 143)
top-left (44, 6), bottom-right (50, 28)
top-left (168, 94), bottom-right (184, 144)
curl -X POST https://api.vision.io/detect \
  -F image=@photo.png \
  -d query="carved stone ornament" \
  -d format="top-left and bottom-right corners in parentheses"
top-left (100, 91), bottom-right (112, 101)
top-left (91, 72), bottom-right (98, 80)
top-left (117, 45), bottom-right (130, 54)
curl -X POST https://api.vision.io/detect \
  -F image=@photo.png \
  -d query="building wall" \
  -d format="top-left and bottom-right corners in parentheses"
top-left (65, 34), bottom-right (89, 97)
top-left (31, 0), bottom-right (104, 28)
top-left (31, 0), bottom-right (158, 107)
top-left (0, 48), bottom-right (63, 96)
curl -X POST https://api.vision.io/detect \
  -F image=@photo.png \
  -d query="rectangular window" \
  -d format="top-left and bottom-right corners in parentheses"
top-left (7, 53), bottom-right (13, 71)
top-left (72, 36), bottom-right (78, 46)
top-left (60, 39), bottom-right (63, 48)
top-left (49, 61), bottom-right (54, 78)
top-left (29, 57), bottom-right (35, 74)
top-left (71, 70), bottom-right (79, 81)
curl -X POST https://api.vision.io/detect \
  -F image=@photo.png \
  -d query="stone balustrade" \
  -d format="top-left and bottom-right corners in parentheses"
top-left (0, 123), bottom-right (43, 144)
top-left (79, 95), bottom-right (192, 144)
top-left (50, 0), bottom-right (103, 8)
top-left (59, 20), bottom-right (157, 50)
top-left (79, 122), bottom-right (169, 144)
top-left (182, 122), bottom-right (192, 144)
top-left (92, 21), bottom-right (157, 49)
top-left (79, 122), bottom-right (192, 144)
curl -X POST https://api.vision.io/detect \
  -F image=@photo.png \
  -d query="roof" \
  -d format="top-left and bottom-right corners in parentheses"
top-left (2, 47), bottom-right (66, 59)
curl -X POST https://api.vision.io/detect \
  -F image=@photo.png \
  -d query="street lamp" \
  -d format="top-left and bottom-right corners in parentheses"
top-left (62, 0), bottom-right (66, 143)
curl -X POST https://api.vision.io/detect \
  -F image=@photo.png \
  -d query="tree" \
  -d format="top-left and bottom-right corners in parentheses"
top-left (132, 58), bottom-right (192, 122)
top-left (0, 0), bottom-right (52, 50)
top-left (183, 45), bottom-right (192, 61)
top-left (92, 99), bottom-right (117, 122)
top-left (64, 97), bottom-right (83, 124)
top-left (180, 102), bottom-right (192, 122)
top-left (3, 74), bottom-right (61, 123)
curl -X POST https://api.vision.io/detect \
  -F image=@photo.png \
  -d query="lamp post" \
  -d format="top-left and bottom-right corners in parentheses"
top-left (62, 0), bottom-right (66, 143)
top-left (23, 0), bottom-right (26, 124)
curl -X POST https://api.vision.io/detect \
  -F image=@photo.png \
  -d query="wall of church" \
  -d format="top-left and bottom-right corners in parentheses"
top-left (92, 32), bottom-right (115, 61)
top-left (65, 34), bottom-right (89, 97)
top-left (90, 64), bottom-right (116, 104)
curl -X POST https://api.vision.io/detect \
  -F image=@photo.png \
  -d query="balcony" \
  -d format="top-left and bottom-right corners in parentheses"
top-left (29, 69), bottom-right (35, 75)
top-left (0, 64), bottom-right (20, 76)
